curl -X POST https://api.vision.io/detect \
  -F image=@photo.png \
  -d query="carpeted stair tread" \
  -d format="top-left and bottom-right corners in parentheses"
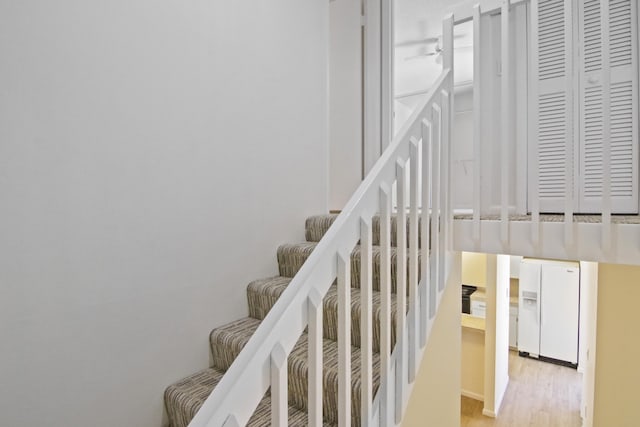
top-left (248, 277), bottom-right (400, 352)
top-left (288, 331), bottom-right (381, 426)
top-left (277, 242), bottom-right (319, 278)
top-left (323, 284), bottom-right (399, 352)
top-left (277, 243), bottom-right (418, 293)
top-left (209, 317), bottom-right (380, 426)
top-left (165, 368), bottom-right (224, 427)
top-left (247, 276), bottom-right (293, 320)
top-left (166, 212), bottom-right (419, 426)
top-left (210, 317), bottom-right (262, 372)
top-left (305, 214), bottom-right (423, 248)
top-left (305, 214), bottom-right (339, 242)
top-left (164, 367), bottom-right (335, 427)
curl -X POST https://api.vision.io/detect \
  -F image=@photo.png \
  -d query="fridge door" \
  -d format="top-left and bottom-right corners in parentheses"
top-left (540, 264), bottom-right (580, 364)
top-left (518, 261), bottom-right (541, 357)
top-left (509, 304), bottom-right (519, 348)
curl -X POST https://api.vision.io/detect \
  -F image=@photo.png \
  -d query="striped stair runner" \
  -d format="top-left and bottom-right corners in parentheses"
top-left (164, 214), bottom-right (421, 427)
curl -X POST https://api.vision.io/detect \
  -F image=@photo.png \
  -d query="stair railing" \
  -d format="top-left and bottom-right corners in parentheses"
top-left (189, 13), bottom-right (455, 427)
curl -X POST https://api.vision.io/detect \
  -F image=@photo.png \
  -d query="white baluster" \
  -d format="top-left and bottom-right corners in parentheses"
top-left (500, 0), bottom-right (510, 244)
top-left (442, 13), bottom-right (454, 253)
top-left (379, 183), bottom-right (392, 425)
top-left (601, 0), bottom-right (612, 250)
top-left (308, 289), bottom-right (323, 427)
top-left (440, 90), bottom-right (453, 252)
top-left (440, 90), bottom-right (450, 293)
top-left (420, 118), bottom-right (432, 347)
top-left (337, 249), bottom-right (351, 427)
top-left (408, 138), bottom-right (420, 382)
top-left (473, 4), bottom-right (482, 241)
top-left (530, 0), bottom-right (541, 244)
top-left (271, 343), bottom-right (288, 427)
top-left (360, 216), bottom-right (373, 427)
top-left (395, 158), bottom-right (407, 423)
top-left (443, 14), bottom-right (454, 71)
top-left (563, 0), bottom-right (574, 246)
top-left (381, 0), bottom-right (394, 150)
top-left (431, 104), bottom-right (441, 316)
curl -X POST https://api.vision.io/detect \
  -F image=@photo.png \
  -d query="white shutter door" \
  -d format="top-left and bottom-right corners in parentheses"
top-left (579, 0), bottom-right (639, 213)
top-left (530, 0), bottom-right (574, 213)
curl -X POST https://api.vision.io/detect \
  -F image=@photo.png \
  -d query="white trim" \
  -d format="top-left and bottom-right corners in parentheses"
top-left (473, 4), bottom-right (482, 240)
top-left (500, 0), bottom-right (511, 243)
top-left (451, 0), bottom-right (529, 23)
top-left (482, 408), bottom-right (497, 418)
top-left (363, 0), bottom-right (394, 174)
top-left (381, 0), bottom-right (394, 151)
top-left (515, 3), bottom-right (529, 215)
top-left (461, 390), bottom-right (484, 401)
top-left (364, 0), bottom-right (382, 174)
top-left (528, 0), bottom-right (540, 242)
top-left (563, 0), bottom-right (574, 245)
top-left (454, 219), bottom-right (640, 266)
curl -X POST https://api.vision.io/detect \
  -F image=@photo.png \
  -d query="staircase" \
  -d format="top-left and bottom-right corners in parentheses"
top-left (164, 215), bottom-right (420, 426)
top-left (162, 14), bottom-right (454, 427)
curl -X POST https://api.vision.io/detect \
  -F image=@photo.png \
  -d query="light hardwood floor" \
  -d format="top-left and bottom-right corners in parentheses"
top-left (461, 351), bottom-right (582, 427)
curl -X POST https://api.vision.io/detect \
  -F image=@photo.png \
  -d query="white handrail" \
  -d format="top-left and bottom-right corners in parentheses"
top-left (188, 16), bottom-right (454, 427)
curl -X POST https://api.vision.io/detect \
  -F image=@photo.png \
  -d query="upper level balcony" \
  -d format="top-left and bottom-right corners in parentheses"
top-left (400, 0), bottom-right (640, 266)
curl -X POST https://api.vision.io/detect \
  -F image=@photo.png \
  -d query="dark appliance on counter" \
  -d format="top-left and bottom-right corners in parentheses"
top-left (461, 285), bottom-right (477, 314)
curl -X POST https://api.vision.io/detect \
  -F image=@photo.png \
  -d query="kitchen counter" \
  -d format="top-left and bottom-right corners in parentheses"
top-left (461, 313), bottom-right (485, 331)
top-left (470, 289), bottom-right (485, 302)
top-left (471, 289), bottom-right (519, 305)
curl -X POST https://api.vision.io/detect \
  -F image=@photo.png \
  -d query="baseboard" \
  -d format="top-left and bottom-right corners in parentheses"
top-left (494, 374), bottom-right (509, 415)
top-left (461, 389), bottom-right (484, 401)
top-left (482, 408), bottom-right (497, 418)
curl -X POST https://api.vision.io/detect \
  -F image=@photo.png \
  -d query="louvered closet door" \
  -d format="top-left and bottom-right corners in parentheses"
top-left (530, 0), bottom-right (575, 213)
top-left (579, 0), bottom-right (639, 213)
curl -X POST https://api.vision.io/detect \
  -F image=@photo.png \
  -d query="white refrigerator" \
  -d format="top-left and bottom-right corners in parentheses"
top-left (518, 259), bottom-right (580, 365)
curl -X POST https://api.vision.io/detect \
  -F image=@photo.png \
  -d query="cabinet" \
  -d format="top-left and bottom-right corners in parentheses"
top-left (529, 0), bottom-right (639, 213)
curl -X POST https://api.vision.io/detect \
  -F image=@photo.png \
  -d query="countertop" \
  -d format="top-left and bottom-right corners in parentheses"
top-left (461, 313), bottom-right (486, 331)
top-left (469, 289), bottom-right (519, 305)
top-left (470, 289), bottom-right (486, 302)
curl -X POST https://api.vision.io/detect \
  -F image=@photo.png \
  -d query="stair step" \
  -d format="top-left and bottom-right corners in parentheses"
top-left (210, 317), bottom-right (261, 372)
top-left (247, 276), bottom-right (293, 320)
top-left (247, 276), bottom-right (399, 352)
top-left (277, 243), bottom-right (420, 293)
top-left (164, 212), bottom-right (422, 426)
top-left (209, 317), bottom-right (380, 426)
top-left (305, 214), bottom-right (423, 248)
top-left (164, 367), bottom-right (335, 427)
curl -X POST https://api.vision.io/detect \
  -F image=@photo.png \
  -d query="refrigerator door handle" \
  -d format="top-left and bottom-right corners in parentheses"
top-left (537, 293), bottom-right (541, 327)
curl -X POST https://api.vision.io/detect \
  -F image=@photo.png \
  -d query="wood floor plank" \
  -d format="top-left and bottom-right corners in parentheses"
top-left (461, 351), bottom-right (582, 427)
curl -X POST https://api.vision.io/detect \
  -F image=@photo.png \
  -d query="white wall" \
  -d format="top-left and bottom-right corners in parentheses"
top-left (330, 0), bottom-right (363, 210)
top-left (482, 254), bottom-right (509, 417)
top-left (451, 88), bottom-right (474, 210)
top-left (579, 261), bottom-right (598, 426)
top-left (493, 255), bottom-right (511, 413)
top-left (403, 252), bottom-right (461, 426)
top-left (0, 2), bottom-right (328, 426)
